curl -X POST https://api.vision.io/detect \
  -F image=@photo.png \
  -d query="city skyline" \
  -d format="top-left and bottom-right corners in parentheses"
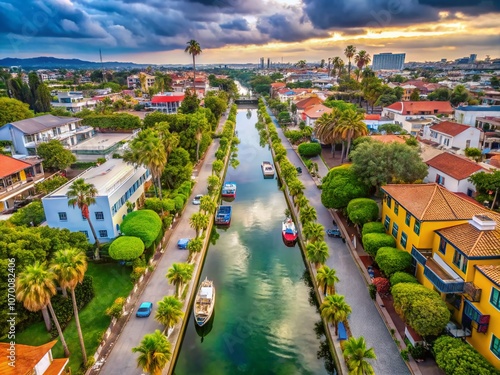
top-left (0, 0), bottom-right (499, 65)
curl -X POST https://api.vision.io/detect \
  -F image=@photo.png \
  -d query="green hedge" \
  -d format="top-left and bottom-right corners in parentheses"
top-left (362, 222), bottom-right (386, 236)
top-left (375, 247), bottom-right (412, 276)
top-left (297, 142), bottom-right (321, 157)
top-left (120, 210), bottom-right (162, 248)
top-left (144, 198), bottom-right (176, 214)
top-left (108, 236), bottom-right (145, 261)
top-left (390, 272), bottom-right (418, 286)
top-left (362, 233), bottom-right (396, 257)
top-left (82, 113), bottom-right (141, 130)
top-left (347, 198), bottom-right (379, 227)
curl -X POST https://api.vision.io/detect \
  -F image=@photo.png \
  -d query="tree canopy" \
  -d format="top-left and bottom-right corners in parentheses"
top-left (120, 210), bottom-right (162, 248)
top-left (346, 198), bottom-right (379, 227)
top-left (375, 247), bottom-right (412, 277)
top-left (0, 97), bottom-right (34, 126)
top-left (321, 165), bottom-right (370, 209)
top-left (37, 140), bottom-right (76, 170)
top-left (108, 236), bottom-right (145, 261)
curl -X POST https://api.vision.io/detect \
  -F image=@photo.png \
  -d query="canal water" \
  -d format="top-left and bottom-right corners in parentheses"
top-left (173, 108), bottom-right (335, 375)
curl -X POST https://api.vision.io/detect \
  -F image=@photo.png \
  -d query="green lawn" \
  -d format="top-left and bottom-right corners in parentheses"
top-left (16, 263), bottom-right (133, 374)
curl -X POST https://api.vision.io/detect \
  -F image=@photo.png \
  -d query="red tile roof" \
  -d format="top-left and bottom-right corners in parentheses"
top-left (270, 82), bottom-right (286, 88)
top-left (384, 101), bottom-right (453, 114)
top-left (0, 154), bottom-right (31, 178)
top-left (430, 121), bottom-right (470, 136)
top-left (426, 152), bottom-right (484, 180)
top-left (370, 135), bottom-right (406, 144)
top-left (364, 114), bottom-right (381, 120)
top-left (303, 104), bottom-right (332, 119)
top-left (295, 96), bottom-right (323, 110)
top-left (151, 93), bottom-right (185, 103)
top-left (385, 102), bottom-right (403, 111)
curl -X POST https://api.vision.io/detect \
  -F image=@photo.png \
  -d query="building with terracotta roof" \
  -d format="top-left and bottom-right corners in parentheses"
top-left (380, 183), bottom-right (500, 368)
top-left (293, 96), bottom-right (323, 123)
top-left (363, 114), bottom-right (395, 132)
top-left (302, 104), bottom-right (332, 127)
top-left (421, 120), bottom-right (481, 151)
top-left (0, 340), bottom-right (68, 375)
top-left (425, 152), bottom-right (484, 196)
top-left (369, 135), bottom-right (407, 144)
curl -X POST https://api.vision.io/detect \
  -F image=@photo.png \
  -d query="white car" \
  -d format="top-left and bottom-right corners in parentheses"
top-left (192, 194), bottom-right (203, 205)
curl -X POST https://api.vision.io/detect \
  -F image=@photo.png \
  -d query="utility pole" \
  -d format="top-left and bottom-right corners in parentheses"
top-left (100, 49), bottom-right (107, 83)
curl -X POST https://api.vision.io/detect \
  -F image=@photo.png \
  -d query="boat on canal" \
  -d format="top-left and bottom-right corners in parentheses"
top-left (215, 205), bottom-right (232, 225)
top-left (221, 182), bottom-right (237, 198)
top-left (194, 278), bottom-right (216, 327)
top-left (261, 161), bottom-right (275, 178)
top-left (282, 217), bottom-right (298, 246)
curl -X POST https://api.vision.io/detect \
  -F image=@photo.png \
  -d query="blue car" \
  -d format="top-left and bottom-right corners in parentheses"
top-left (136, 302), bottom-right (153, 317)
top-left (177, 238), bottom-right (190, 249)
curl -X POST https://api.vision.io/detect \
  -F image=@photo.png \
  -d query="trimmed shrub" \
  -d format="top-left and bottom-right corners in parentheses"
top-left (105, 297), bottom-right (126, 319)
top-left (362, 233), bottom-right (396, 257)
top-left (120, 210), bottom-right (162, 248)
top-left (144, 198), bottom-right (176, 214)
top-left (298, 142), bottom-right (321, 157)
top-left (362, 222), bottom-right (386, 237)
top-left (109, 236), bottom-right (144, 261)
top-left (82, 113), bottom-right (141, 130)
top-left (321, 165), bottom-right (370, 209)
top-left (375, 247), bottom-right (412, 277)
top-left (390, 272), bottom-right (418, 286)
top-left (372, 277), bottom-right (390, 295)
top-left (347, 198), bottom-right (379, 227)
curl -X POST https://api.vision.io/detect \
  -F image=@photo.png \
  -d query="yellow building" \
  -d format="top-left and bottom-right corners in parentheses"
top-left (381, 183), bottom-right (500, 368)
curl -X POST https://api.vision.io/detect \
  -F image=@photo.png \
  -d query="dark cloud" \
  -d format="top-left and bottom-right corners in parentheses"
top-left (257, 12), bottom-right (329, 42)
top-left (220, 19), bottom-right (250, 31)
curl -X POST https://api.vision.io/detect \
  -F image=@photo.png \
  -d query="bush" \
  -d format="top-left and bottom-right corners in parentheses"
top-left (9, 201), bottom-right (46, 227)
top-left (321, 165), bottom-right (370, 209)
top-left (82, 113), bottom-right (141, 130)
top-left (108, 236), bottom-right (144, 261)
top-left (390, 272), bottom-right (418, 286)
top-left (105, 297), bottom-right (126, 319)
top-left (372, 277), bottom-right (390, 295)
top-left (368, 284), bottom-right (377, 300)
top-left (34, 175), bottom-right (68, 195)
top-left (375, 247), bottom-right (412, 277)
top-left (120, 210), bottom-right (162, 248)
top-left (144, 198), bottom-right (175, 214)
top-left (362, 222), bottom-right (386, 236)
top-left (347, 198), bottom-right (379, 227)
top-left (362, 233), bottom-right (396, 257)
top-left (284, 130), bottom-right (304, 144)
top-left (130, 267), bottom-right (146, 282)
top-left (298, 142), bottom-right (322, 157)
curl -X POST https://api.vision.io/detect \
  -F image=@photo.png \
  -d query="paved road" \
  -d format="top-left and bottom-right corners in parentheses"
top-left (270, 111), bottom-right (410, 375)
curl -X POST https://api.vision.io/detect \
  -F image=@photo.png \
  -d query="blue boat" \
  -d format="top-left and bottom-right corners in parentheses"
top-left (215, 205), bottom-right (232, 225)
top-left (221, 182), bottom-right (237, 198)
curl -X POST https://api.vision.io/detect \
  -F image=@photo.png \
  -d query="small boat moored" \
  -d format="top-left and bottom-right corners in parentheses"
top-left (221, 182), bottom-right (237, 198)
top-left (282, 217), bottom-right (298, 246)
top-left (261, 161), bottom-right (275, 178)
top-left (194, 277), bottom-right (216, 327)
top-left (215, 205), bottom-right (232, 225)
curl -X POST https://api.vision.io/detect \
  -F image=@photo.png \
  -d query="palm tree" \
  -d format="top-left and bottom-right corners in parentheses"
top-left (189, 212), bottom-right (209, 237)
top-left (191, 111), bottom-right (208, 162)
top-left (343, 336), bottom-right (377, 375)
top-left (288, 180), bottom-right (305, 201)
top-left (212, 160), bottom-right (224, 176)
top-left (354, 50), bottom-right (371, 81)
top-left (300, 205), bottom-right (317, 226)
top-left (132, 330), bottom-right (171, 375)
top-left (306, 241), bottom-right (330, 269)
top-left (16, 262), bottom-right (70, 357)
top-left (331, 56), bottom-right (344, 77)
top-left (166, 263), bottom-right (194, 298)
top-left (314, 109), bottom-right (341, 157)
top-left (295, 194), bottom-right (309, 212)
top-left (303, 222), bottom-right (325, 243)
top-left (67, 178), bottom-right (100, 257)
top-left (320, 294), bottom-right (352, 335)
top-left (207, 175), bottom-right (220, 196)
top-left (344, 45), bottom-right (357, 77)
top-left (187, 237), bottom-right (204, 260)
top-left (199, 196), bottom-right (217, 215)
top-left (185, 40), bottom-right (202, 91)
top-left (316, 265), bottom-right (339, 295)
top-left (295, 60), bottom-right (307, 69)
top-left (139, 72), bottom-right (147, 93)
top-left (337, 109), bottom-right (368, 162)
top-left (51, 248), bottom-right (88, 363)
top-left (155, 296), bottom-right (184, 332)
top-left (327, 57), bottom-right (332, 77)
top-left (154, 71), bottom-right (172, 93)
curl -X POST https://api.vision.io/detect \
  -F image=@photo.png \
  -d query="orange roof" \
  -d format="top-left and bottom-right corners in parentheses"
top-left (0, 154), bottom-right (31, 178)
top-left (270, 82), bottom-right (286, 88)
top-left (426, 152), bottom-right (484, 180)
top-left (430, 121), bottom-right (470, 136)
top-left (295, 96), bottom-right (323, 110)
top-left (476, 265), bottom-right (500, 286)
top-left (385, 101), bottom-right (454, 114)
top-left (364, 114), bottom-right (381, 120)
top-left (370, 135), bottom-right (406, 144)
top-left (303, 104), bottom-right (332, 119)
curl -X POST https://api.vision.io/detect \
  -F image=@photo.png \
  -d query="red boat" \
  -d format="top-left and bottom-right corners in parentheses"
top-left (282, 217), bottom-right (298, 246)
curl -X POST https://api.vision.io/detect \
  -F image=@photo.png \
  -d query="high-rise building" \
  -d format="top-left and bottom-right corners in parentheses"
top-left (267, 58), bottom-right (270, 69)
top-left (469, 54), bottom-right (477, 64)
top-left (260, 57), bottom-right (264, 69)
top-left (372, 53), bottom-right (406, 71)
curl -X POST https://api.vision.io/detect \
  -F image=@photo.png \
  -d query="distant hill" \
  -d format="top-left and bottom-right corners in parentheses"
top-left (0, 56), bottom-right (156, 69)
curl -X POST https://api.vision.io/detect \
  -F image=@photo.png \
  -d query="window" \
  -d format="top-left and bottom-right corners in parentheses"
top-left (464, 301), bottom-right (481, 323)
top-left (491, 335), bottom-right (500, 359)
top-left (452, 250), bottom-right (468, 273)
top-left (444, 138), bottom-right (450, 147)
top-left (58, 212), bottom-right (67, 221)
top-left (435, 174), bottom-right (445, 185)
top-left (99, 230), bottom-right (108, 238)
top-left (467, 188), bottom-right (473, 197)
top-left (394, 202), bottom-right (399, 215)
top-left (405, 212), bottom-right (411, 226)
top-left (386, 196), bottom-right (392, 208)
top-left (80, 230), bottom-right (89, 238)
top-left (439, 238), bottom-right (446, 255)
top-left (414, 220), bottom-right (421, 235)
top-left (400, 232), bottom-right (408, 248)
top-left (392, 222), bottom-right (399, 238)
top-left (384, 215), bottom-right (390, 230)
top-left (491, 287), bottom-right (500, 310)
top-left (95, 211), bottom-right (104, 220)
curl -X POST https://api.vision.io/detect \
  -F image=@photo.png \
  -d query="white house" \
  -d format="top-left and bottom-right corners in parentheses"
top-left (127, 73), bottom-right (156, 90)
top-left (42, 159), bottom-right (151, 243)
top-left (147, 92), bottom-right (185, 114)
top-left (425, 152), bottom-right (484, 197)
top-left (454, 105), bottom-right (500, 126)
top-left (51, 91), bottom-right (97, 113)
top-left (421, 121), bottom-right (481, 152)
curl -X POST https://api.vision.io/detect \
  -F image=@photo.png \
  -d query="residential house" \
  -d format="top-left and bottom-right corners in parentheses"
top-left (0, 154), bottom-right (44, 212)
top-left (294, 96), bottom-right (323, 123)
top-left (51, 91), bottom-right (97, 113)
top-left (401, 84), bottom-right (417, 101)
top-left (425, 152), bottom-right (484, 196)
top-left (364, 114), bottom-right (395, 133)
top-left (421, 121), bottom-right (481, 152)
top-left (42, 158), bottom-right (151, 244)
top-left (0, 340), bottom-right (68, 375)
top-left (127, 73), bottom-right (156, 90)
top-left (455, 105), bottom-right (500, 126)
top-left (381, 183), bottom-right (500, 369)
top-left (0, 115), bottom-right (93, 157)
top-left (303, 104), bottom-right (332, 127)
top-left (477, 117), bottom-right (500, 152)
top-left (277, 88), bottom-right (309, 103)
top-left (147, 92), bottom-right (185, 114)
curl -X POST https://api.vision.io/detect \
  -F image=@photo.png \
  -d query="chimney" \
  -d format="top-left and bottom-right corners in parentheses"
top-left (469, 215), bottom-right (497, 231)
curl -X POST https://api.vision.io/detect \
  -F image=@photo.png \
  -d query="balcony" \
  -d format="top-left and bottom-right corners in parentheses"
top-left (424, 258), bottom-right (464, 293)
top-left (463, 282), bottom-right (482, 302)
top-left (411, 247), bottom-right (431, 265)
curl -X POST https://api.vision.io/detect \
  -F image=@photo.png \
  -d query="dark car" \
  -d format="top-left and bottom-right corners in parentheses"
top-left (136, 302), bottom-right (153, 317)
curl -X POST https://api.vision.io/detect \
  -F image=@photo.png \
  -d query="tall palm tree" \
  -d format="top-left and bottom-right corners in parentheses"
top-left (306, 241), bottom-right (329, 269)
top-left (154, 71), bottom-right (172, 93)
top-left (189, 212), bottom-right (209, 237)
top-left (67, 178), bottom-right (100, 256)
top-left (303, 222), bottom-right (325, 243)
top-left (354, 50), bottom-right (371, 81)
top-left (288, 179), bottom-right (305, 202)
top-left (51, 248), bottom-right (88, 363)
top-left (331, 57), bottom-right (344, 77)
top-left (300, 205), bottom-right (317, 226)
top-left (132, 330), bottom-right (171, 375)
top-left (187, 237), bottom-right (204, 259)
top-left (199, 196), bottom-right (217, 215)
top-left (327, 57), bottom-right (332, 77)
top-left (316, 265), bottom-right (339, 295)
top-left (295, 194), bottom-right (309, 212)
top-left (320, 294), bottom-right (352, 335)
top-left (343, 336), bottom-right (377, 375)
top-left (185, 40), bottom-right (202, 91)
top-left (344, 45), bottom-right (357, 78)
top-left (295, 60), bottom-right (307, 69)
top-left (16, 262), bottom-right (70, 357)
top-left (166, 263), bottom-right (194, 298)
top-left (139, 72), bottom-right (147, 93)
top-left (191, 111), bottom-right (208, 162)
top-left (336, 109), bottom-right (368, 162)
top-left (155, 296), bottom-right (184, 332)
top-left (314, 109), bottom-right (341, 157)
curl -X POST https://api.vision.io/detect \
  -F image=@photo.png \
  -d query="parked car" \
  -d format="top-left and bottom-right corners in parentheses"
top-left (177, 238), bottom-right (191, 249)
top-left (136, 302), bottom-right (153, 317)
top-left (192, 194), bottom-right (203, 205)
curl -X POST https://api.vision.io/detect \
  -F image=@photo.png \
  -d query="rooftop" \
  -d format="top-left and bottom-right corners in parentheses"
top-left (295, 96), bottom-right (323, 110)
top-left (456, 105), bottom-right (500, 112)
top-left (151, 93), bottom-right (185, 103)
top-left (476, 265), bottom-right (500, 286)
top-left (385, 101), bottom-right (454, 114)
top-left (426, 152), bottom-right (484, 180)
top-left (0, 154), bottom-right (32, 178)
top-left (6, 115), bottom-right (81, 135)
top-left (369, 135), bottom-right (407, 144)
top-left (429, 121), bottom-right (471, 136)
top-left (303, 104), bottom-right (332, 119)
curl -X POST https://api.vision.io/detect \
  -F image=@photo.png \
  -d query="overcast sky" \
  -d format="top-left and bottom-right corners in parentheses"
top-left (0, 0), bottom-right (499, 64)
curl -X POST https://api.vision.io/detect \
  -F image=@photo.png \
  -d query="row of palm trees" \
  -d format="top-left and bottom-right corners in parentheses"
top-left (327, 45), bottom-right (372, 81)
